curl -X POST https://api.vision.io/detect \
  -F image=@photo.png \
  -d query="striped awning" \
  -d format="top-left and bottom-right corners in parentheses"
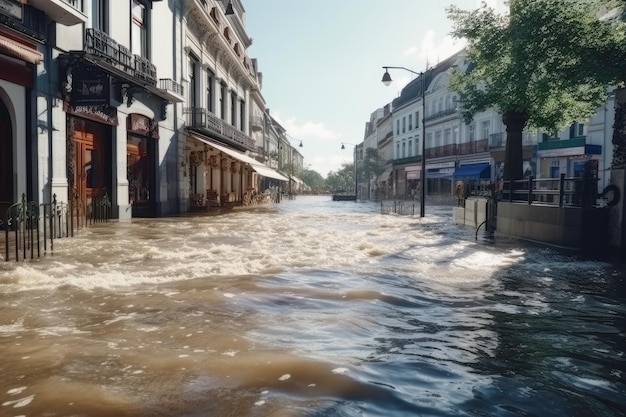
top-left (0, 34), bottom-right (42, 64)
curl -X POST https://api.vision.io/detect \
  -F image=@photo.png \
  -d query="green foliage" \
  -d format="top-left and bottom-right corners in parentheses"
top-left (363, 148), bottom-right (385, 181)
top-left (326, 163), bottom-right (355, 193)
top-left (447, 0), bottom-right (622, 133)
top-left (302, 169), bottom-right (325, 190)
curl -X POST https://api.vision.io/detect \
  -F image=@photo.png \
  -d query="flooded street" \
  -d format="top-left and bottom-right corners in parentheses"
top-left (0, 196), bottom-right (624, 417)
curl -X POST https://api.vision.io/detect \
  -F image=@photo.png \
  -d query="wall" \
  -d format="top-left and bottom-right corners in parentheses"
top-left (496, 202), bottom-right (610, 255)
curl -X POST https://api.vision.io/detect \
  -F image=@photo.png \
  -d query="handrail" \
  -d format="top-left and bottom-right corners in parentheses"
top-left (503, 173), bottom-right (599, 208)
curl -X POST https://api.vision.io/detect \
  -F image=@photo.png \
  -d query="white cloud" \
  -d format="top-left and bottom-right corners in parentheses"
top-left (272, 112), bottom-right (342, 143)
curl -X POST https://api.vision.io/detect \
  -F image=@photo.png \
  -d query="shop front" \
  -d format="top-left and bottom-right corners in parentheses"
top-left (127, 114), bottom-right (159, 217)
top-left (0, 24), bottom-right (42, 203)
top-left (186, 133), bottom-right (287, 210)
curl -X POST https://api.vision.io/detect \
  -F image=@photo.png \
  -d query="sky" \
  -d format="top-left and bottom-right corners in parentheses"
top-left (244, 0), bottom-right (506, 178)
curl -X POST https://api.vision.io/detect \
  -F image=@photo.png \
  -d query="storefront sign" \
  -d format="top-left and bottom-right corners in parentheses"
top-left (64, 102), bottom-right (118, 126)
top-left (127, 113), bottom-right (159, 138)
top-left (72, 68), bottom-right (110, 106)
top-left (0, 0), bottom-right (22, 20)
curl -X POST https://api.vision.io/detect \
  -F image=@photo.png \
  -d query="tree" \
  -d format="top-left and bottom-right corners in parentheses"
top-left (447, 0), bottom-right (620, 180)
top-left (302, 169), bottom-right (325, 191)
top-left (326, 163), bottom-right (354, 193)
top-left (363, 148), bottom-right (385, 198)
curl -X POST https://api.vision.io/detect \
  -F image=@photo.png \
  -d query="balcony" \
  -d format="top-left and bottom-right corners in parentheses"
top-left (27, 0), bottom-right (87, 26)
top-left (184, 107), bottom-right (256, 152)
top-left (250, 115), bottom-right (264, 131)
top-left (158, 79), bottom-right (185, 103)
top-left (424, 139), bottom-right (489, 159)
top-left (424, 108), bottom-right (457, 122)
top-left (538, 136), bottom-right (586, 151)
top-left (84, 28), bottom-right (157, 86)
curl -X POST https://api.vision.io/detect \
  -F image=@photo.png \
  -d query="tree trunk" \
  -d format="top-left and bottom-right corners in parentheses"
top-left (612, 86), bottom-right (626, 261)
top-left (502, 110), bottom-right (529, 181)
top-left (612, 86), bottom-right (626, 170)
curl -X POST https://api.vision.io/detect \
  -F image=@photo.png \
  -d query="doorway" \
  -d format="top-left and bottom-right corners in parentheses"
top-left (0, 98), bottom-right (13, 203)
top-left (72, 119), bottom-right (111, 217)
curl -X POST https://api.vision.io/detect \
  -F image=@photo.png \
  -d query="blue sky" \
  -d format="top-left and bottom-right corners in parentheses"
top-left (245, 0), bottom-right (504, 177)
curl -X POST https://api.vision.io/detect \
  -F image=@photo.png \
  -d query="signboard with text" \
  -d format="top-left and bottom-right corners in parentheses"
top-left (72, 68), bottom-right (110, 106)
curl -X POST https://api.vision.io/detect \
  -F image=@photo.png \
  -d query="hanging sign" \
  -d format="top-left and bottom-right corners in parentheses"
top-left (71, 67), bottom-right (110, 106)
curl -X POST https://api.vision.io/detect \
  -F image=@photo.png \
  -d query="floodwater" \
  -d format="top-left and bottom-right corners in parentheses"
top-left (0, 196), bottom-right (624, 417)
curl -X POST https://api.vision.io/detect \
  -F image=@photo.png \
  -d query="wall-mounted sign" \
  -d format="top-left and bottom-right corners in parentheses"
top-left (64, 102), bottom-right (118, 126)
top-left (71, 68), bottom-right (110, 106)
top-left (127, 113), bottom-right (159, 139)
top-left (0, 0), bottom-right (22, 20)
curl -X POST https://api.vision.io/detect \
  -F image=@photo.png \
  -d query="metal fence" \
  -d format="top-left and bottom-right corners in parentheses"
top-left (1, 192), bottom-right (111, 262)
top-left (381, 200), bottom-right (416, 216)
top-left (503, 174), bottom-right (599, 207)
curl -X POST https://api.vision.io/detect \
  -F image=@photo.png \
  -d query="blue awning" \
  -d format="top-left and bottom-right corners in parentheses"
top-left (453, 163), bottom-right (491, 180)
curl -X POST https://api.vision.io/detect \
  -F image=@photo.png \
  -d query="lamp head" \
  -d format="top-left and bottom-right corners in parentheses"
top-left (341, 143), bottom-right (345, 150)
top-left (225, 0), bottom-right (234, 15)
top-left (381, 69), bottom-right (392, 86)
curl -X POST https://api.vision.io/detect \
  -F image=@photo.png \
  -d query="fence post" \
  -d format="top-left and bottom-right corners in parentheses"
top-left (559, 173), bottom-right (565, 207)
top-left (528, 176), bottom-right (534, 205)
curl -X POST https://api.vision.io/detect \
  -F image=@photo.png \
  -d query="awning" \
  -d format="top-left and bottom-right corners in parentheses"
top-left (251, 164), bottom-right (289, 182)
top-left (190, 134), bottom-right (289, 181)
top-left (0, 34), bottom-right (42, 64)
top-left (453, 163), bottom-right (491, 180)
top-left (378, 168), bottom-right (392, 183)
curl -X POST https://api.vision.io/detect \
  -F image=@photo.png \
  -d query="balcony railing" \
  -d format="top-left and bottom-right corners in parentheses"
top-left (424, 108), bottom-right (457, 122)
top-left (250, 115), bottom-right (264, 131)
top-left (84, 28), bottom-right (157, 86)
top-left (538, 136), bottom-right (586, 151)
top-left (159, 79), bottom-right (184, 96)
top-left (424, 139), bottom-right (489, 159)
top-left (184, 107), bottom-right (256, 151)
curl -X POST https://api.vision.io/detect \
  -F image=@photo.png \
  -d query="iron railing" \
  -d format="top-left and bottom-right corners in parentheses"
top-left (184, 107), bottom-right (256, 151)
top-left (380, 200), bottom-right (416, 216)
top-left (1, 192), bottom-right (111, 262)
top-left (502, 174), bottom-right (599, 208)
top-left (84, 28), bottom-right (157, 85)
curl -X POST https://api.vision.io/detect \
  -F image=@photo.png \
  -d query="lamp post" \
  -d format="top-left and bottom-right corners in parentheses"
top-left (341, 142), bottom-right (358, 202)
top-left (381, 66), bottom-right (427, 218)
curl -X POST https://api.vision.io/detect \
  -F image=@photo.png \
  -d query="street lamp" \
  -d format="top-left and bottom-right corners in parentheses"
top-left (341, 142), bottom-right (358, 202)
top-left (381, 66), bottom-right (427, 217)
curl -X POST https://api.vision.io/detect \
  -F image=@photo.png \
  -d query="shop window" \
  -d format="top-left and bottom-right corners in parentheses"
top-left (127, 135), bottom-right (151, 204)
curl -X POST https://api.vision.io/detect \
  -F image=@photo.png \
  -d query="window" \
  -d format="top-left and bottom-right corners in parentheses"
top-left (408, 114), bottom-right (413, 131)
top-left (444, 129), bottom-right (451, 145)
top-left (415, 111), bottom-right (419, 128)
top-left (188, 55), bottom-right (199, 108)
top-left (220, 83), bottom-right (227, 119)
top-left (570, 122), bottom-right (585, 138)
top-left (396, 120), bottom-right (400, 135)
top-left (435, 131), bottom-right (442, 147)
top-left (402, 117), bottom-right (406, 134)
top-left (240, 99), bottom-right (245, 131)
top-left (402, 141), bottom-right (406, 158)
top-left (453, 126), bottom-right (459, 144)
top-left (396, 143), bottom-right (400, 159)
top-left (206, 69), bottom-right (214, 113)
top-left (230, 91), bottom-right (237, 126)
top-left (468, 124), bottom-right (475, 142)
top-left (408, 139), bottom-right (413, 156)
top-left (92, 0), bottom-right (108, 33)
top-left (131, 0), bottom-right (148, 58)
top-left (427, 132), bottom-right (433, 149)
top-left (481, 120), bottom-right (491, 140)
